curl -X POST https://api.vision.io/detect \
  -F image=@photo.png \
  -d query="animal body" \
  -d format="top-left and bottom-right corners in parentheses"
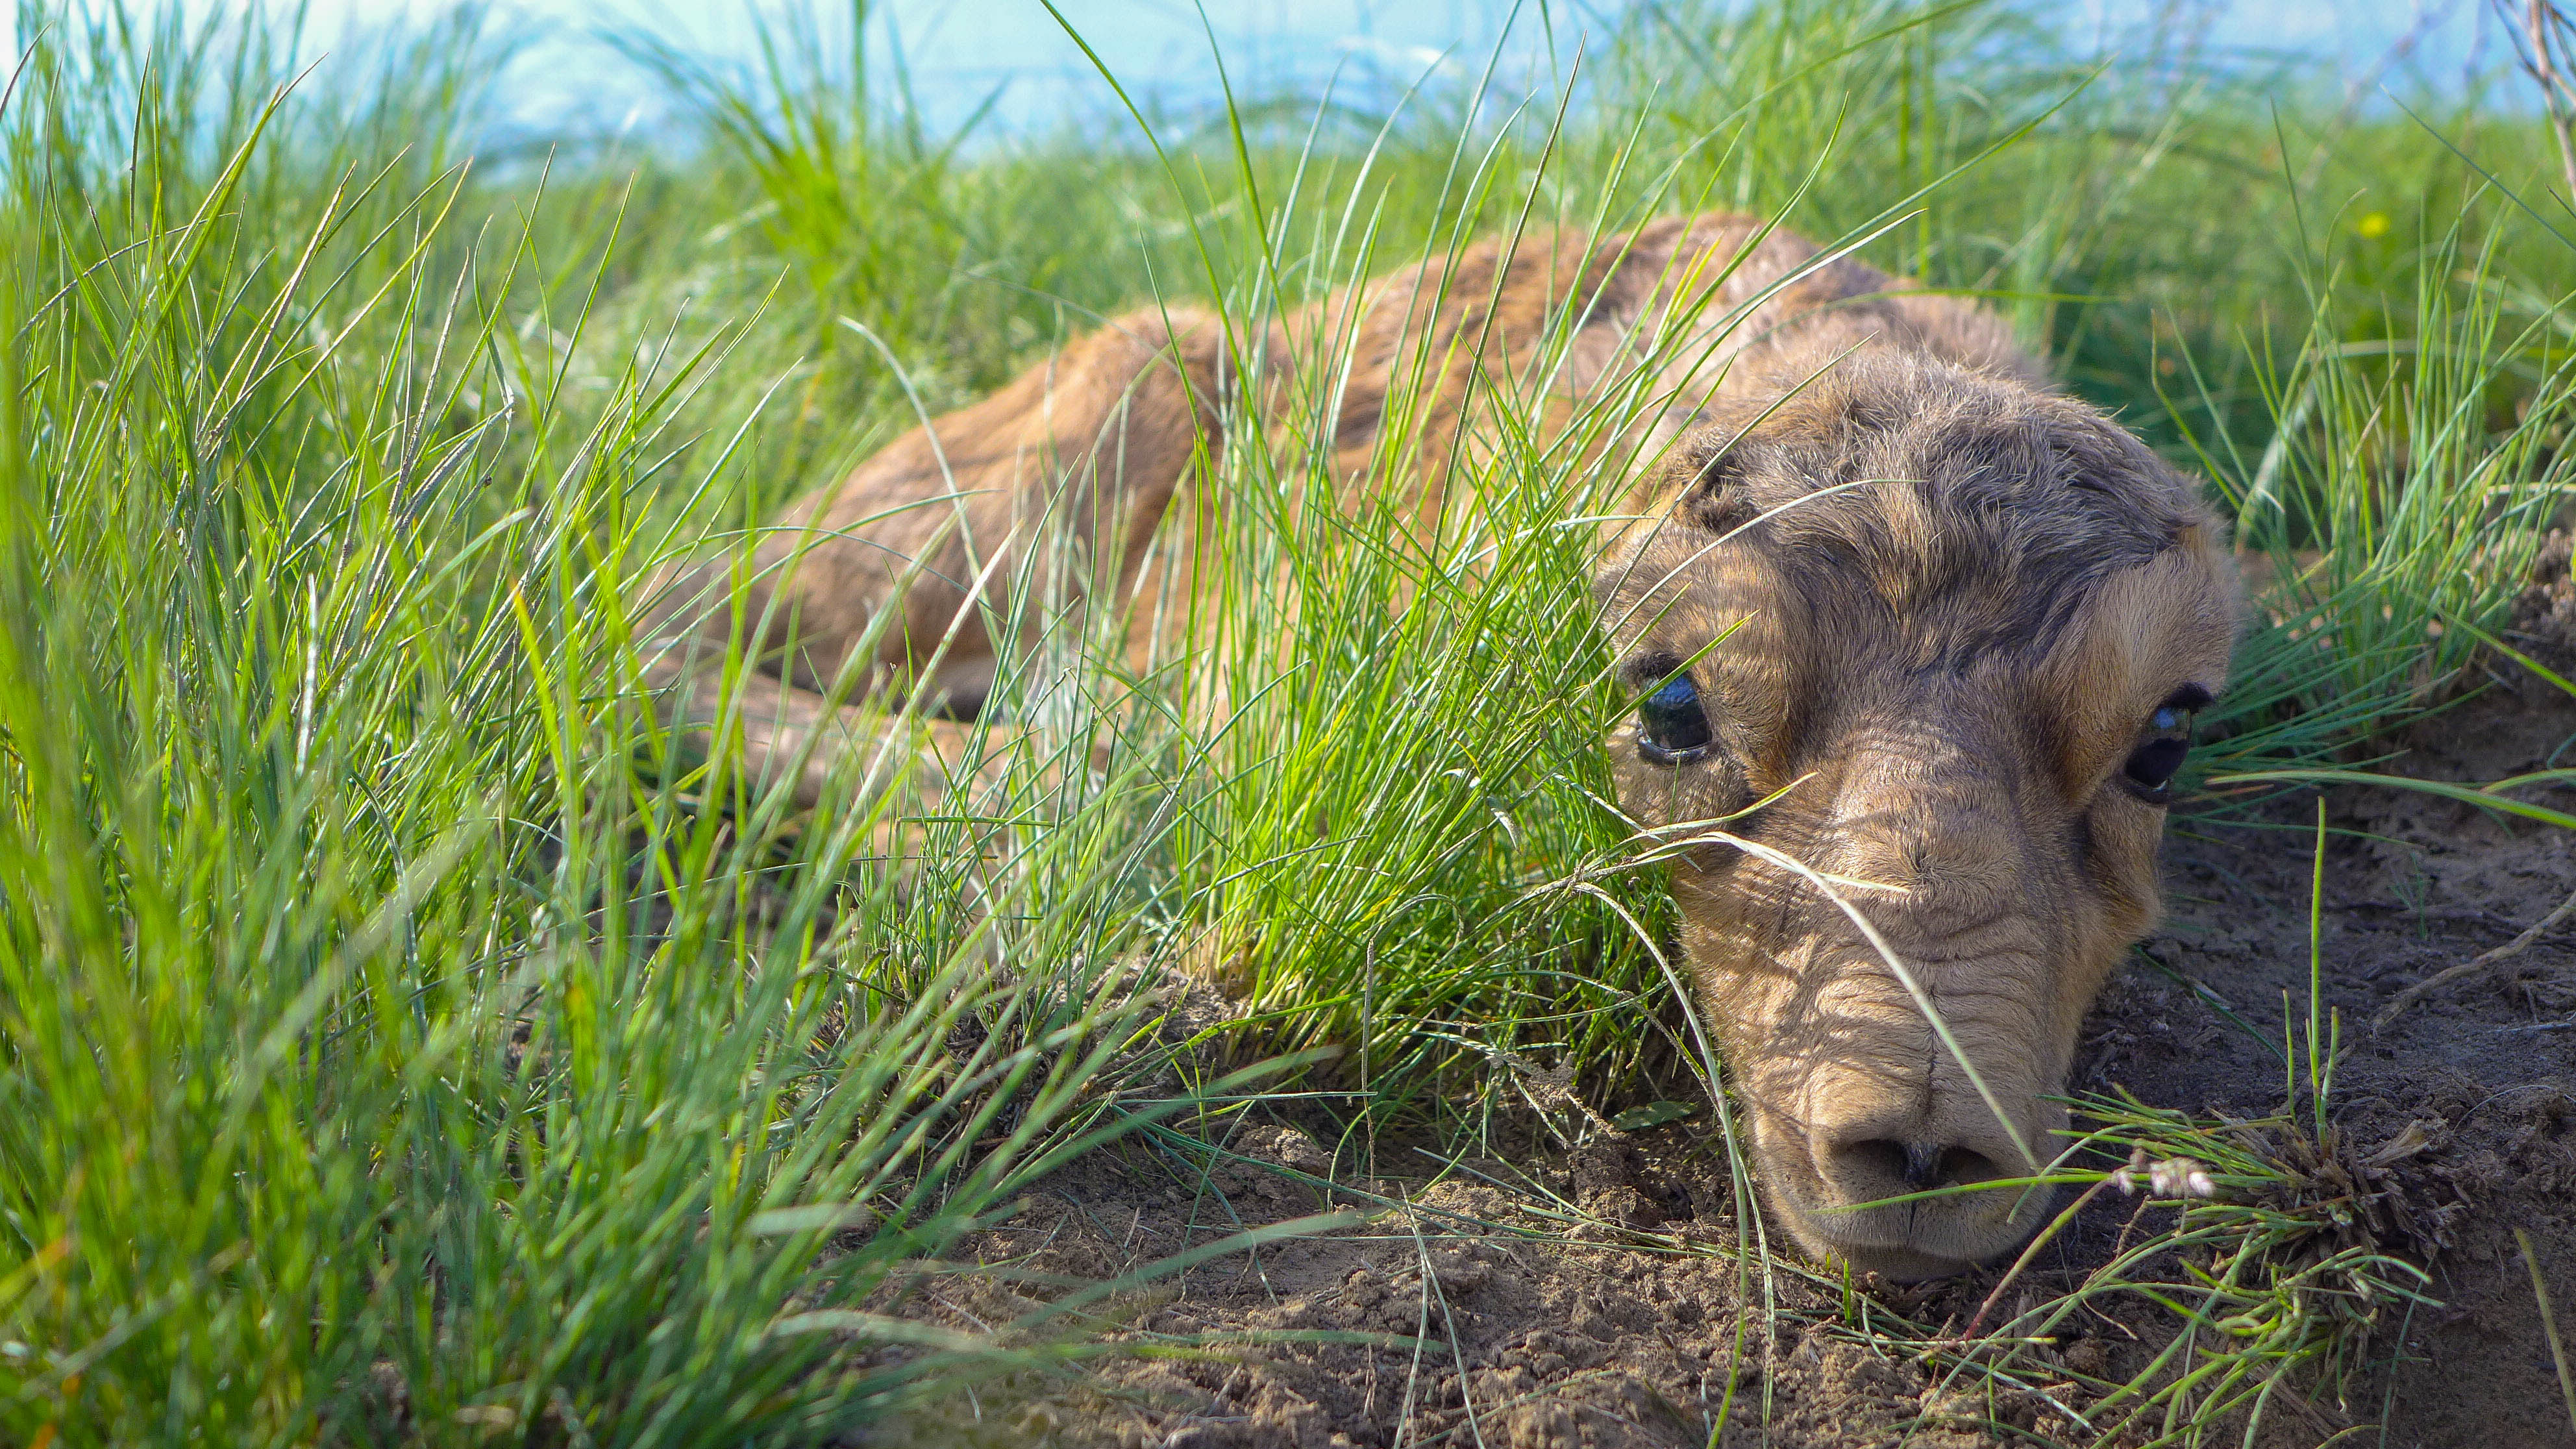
top-left (645, 212), bottom-right (2242, 1280)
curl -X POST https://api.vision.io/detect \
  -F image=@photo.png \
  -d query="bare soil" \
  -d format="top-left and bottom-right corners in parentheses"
top-left (872, 541), bottom-right (2576, 1449)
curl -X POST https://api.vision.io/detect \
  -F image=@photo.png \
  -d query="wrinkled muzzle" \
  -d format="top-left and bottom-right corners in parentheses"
top-left (1679, 727), bottom-right (2101, 1282)
top-left (1733, 936), bottom-right (2068, 1281)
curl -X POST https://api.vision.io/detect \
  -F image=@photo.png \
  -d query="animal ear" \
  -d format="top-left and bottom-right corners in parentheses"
top-left (1680, 432), bottom-right (1761, 535)
top-left (2049, 435), bottom-right (2116, 495)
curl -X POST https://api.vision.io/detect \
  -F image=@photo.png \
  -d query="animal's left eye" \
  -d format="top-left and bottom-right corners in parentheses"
top-left (1638, 673), bottom-right (1715, 764)
top-left (2120, 700), bottom-right (2198, 804)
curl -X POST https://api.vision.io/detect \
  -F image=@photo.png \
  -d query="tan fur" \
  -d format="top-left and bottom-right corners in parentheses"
top-left (643, 212), bottom-right (2242, 1280)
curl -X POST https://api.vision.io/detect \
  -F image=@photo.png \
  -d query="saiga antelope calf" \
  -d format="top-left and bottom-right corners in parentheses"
top-left (646, 213), bottom-right (2241, 1280)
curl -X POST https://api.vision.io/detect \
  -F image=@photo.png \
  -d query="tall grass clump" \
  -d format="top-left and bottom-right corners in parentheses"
top-left (0, 6), bottom-right (1233, 1444)
top-left (1141, 134), bottom-right (1705, 1116)
top-left (2190, 208), bottom-right (2576, 771)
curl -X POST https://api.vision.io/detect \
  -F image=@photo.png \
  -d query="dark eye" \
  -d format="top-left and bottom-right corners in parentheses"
top-left (1638, 673), bottom-right (1715, 764)
top-left (2120, 700), bottom-right (2198, 803)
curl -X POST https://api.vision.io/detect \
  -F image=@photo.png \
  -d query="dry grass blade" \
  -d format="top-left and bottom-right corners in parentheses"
top-left (2498, 0), bottom-right (2576, 204)
top-left (2375, 880), bottom-right (2576, 1026)
top-left (2523, 1228), bottom-right (2576, 1437)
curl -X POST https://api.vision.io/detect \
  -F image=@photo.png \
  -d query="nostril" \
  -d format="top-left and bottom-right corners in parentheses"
top-left (1933, 1145), bottom-right (2003, 1188)
top-left (1835, 1139), bottom-right (2007, 1195)
top-left (1838, 1139), bottom-right (1914, 1191)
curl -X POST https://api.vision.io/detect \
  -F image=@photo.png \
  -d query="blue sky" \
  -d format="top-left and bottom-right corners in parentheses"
top-left (5, 1), bottom-right (2517, 136)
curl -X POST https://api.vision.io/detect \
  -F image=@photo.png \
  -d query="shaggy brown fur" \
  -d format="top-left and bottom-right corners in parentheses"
top-left (643, 212), bottom-right (2242, 1280)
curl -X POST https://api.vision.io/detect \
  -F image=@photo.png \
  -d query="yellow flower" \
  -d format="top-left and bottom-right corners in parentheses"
top-left (2357, 211), bottom-right (2392, 240)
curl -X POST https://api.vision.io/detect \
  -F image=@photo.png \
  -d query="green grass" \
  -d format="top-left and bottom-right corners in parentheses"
top-left (0, 0), bottom-right (2571, 1444)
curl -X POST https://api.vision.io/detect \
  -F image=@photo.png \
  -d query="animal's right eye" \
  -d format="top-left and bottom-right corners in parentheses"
top-left (1638, 673), bottom-right (1715, 764)
top-left (2118, 693), bottom-right (2203, 804)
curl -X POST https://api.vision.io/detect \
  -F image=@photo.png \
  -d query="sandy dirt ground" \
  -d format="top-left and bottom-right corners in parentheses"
top-left (871, 536), bottom-right (2576, 1449)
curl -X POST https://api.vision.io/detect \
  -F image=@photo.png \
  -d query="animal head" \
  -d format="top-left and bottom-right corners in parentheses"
top-left (1594, 349), bottom-right (2240, 1281)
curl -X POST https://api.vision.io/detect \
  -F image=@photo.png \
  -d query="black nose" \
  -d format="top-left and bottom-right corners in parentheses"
top-left (1846, 1139), bottom-right (2007, 1193)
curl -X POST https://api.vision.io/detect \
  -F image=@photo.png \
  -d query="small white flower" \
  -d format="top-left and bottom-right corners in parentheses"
top-left (2111, 1149), bottom-right (2216, 1199)
top-left (2146, 1156), bottom-right (2217, 1198)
